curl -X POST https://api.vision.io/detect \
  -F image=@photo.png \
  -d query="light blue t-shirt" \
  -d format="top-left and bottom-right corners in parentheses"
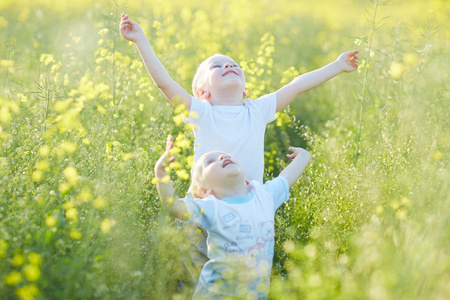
top-left (182, 177), bottom-right (289, 299)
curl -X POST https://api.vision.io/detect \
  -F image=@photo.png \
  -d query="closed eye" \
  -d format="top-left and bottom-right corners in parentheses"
top-left (211, 64), bottom-right (221, 68)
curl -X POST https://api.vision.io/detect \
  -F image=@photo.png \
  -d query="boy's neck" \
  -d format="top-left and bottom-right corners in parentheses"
top-left (208, 89), bottom-right (245, 106)
top-left (213, 181), bottom-right (249, 199)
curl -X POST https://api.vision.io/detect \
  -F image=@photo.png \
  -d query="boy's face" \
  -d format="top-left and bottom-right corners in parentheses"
top-left (201, 55), bottom-right (246, 95)
top-left (195, 151), bottom-right (244, 191)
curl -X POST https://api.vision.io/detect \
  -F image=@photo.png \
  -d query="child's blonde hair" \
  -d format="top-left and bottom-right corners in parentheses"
top-left (192, 53), bottom-right (224, 96)
top-left (190, 159), bottom-right (205, 198)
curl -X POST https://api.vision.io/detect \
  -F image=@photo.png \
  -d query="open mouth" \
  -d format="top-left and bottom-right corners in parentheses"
top-left (222, 159), bottom-right (234, 168)
top-left (222, 70), bottom-right (238, 77)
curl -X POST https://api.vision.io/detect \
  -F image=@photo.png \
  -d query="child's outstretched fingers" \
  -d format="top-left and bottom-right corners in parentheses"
top-left (338, 50), bottom-right (359, 72)
top-left (286, 146), bottom-right (299, 160)
top-left (165, 135), bottom-right (176, 164)
top-left (348, 50), bottom-right (359, 70)
top-left (166, 135), bottom-right (174, 151)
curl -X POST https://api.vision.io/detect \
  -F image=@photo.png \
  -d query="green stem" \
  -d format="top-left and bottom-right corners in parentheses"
top-left (354, 0), bottom-right (379, 164)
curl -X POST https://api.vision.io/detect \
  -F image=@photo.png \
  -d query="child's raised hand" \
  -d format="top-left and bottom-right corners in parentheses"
top-left (119, 13), bottom-right (145, 43)
top-left (286, 146), bottom-right (309, 160)
top-left (155, 135), bottom-right (176, 175)
top-left (336, 50), bottom-right (359, 73)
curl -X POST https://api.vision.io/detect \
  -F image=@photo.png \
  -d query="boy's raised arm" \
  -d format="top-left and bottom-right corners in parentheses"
top-left (154, 135), bottom-right (189, 220)
top-left (279, 147), bottom-right (312, 188)
top-left (120, 13), bottom-right (192, 110)
top-left (275, 50), bottom-right (359, 112)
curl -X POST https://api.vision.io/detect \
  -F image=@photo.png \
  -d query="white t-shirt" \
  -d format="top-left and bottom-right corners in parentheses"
top-left (186, 94), bottom-right (277, 183)
top-left (182, 177), bottom-right (289, 299)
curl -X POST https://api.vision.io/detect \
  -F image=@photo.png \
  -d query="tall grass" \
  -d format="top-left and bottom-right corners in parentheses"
top-left (0, 0), bottom-right (448, 299)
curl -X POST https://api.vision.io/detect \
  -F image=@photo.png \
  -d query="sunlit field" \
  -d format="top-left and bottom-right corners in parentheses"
top-left (0, 0), bottom-right (449, 299)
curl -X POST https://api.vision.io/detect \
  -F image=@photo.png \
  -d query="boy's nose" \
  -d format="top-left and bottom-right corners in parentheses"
top-left (224, 62), bottom-right (233, 68)
top-left (219, 154), bottom-right (229, 160)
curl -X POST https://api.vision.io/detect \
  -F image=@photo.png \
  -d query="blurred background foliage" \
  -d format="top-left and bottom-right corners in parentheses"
top-left (0, 0), bottom-right (449, 299)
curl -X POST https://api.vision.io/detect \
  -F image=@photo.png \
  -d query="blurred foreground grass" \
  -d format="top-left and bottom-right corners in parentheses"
top-left (0, 0), bottom-right (449, 299)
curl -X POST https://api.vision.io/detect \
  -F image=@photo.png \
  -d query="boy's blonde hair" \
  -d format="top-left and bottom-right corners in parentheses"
top-left (192, 53), bottom-right (224, 96)
top-left (190, 159), bottom-right (205, 198)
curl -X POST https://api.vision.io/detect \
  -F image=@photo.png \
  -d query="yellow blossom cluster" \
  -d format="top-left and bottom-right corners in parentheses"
top-left (3, 252), bottom-right (43, 300)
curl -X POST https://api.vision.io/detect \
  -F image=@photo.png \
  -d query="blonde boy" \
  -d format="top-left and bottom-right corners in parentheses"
top-left (119, 13), bottom-right (359, 183)
top-left (155, 135), bottom-right (311, 299)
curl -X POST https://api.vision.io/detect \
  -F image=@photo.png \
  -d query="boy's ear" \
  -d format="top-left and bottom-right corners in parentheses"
top-left (197, 186), bottom-right (213, 198)
top-left (243, 90), bottom-right (248, 98)
top-left (196, 88), bottom-right (210, 100)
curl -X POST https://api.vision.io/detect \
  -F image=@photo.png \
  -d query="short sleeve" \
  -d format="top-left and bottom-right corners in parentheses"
top-left (263, 176), bottom-right (289, 211)
top-left (250, 93), bottom-right (277, 124)
top-left (185, 96), bottom-right (207, 125)
top-left (180, 195), bottom-right (216, 228)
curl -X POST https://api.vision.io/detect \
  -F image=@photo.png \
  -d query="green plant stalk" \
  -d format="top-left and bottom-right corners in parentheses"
top-left (2, 47), bottom-right (13, 95)
top-left (354, 0), bottom-right (379, 164)
top-left (43, 85), bottom-right (51, 139)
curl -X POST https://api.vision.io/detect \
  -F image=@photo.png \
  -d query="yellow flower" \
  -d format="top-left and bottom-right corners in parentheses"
top-left (432, 151), bottom-right (443, 161)
top-left (82, 138), bottom-right (91, 145)
top-left (160, 175), bottom-right (170, 184)
top-left (23, 264), bottom-right (41, 282)
top-left (389, 62), bottom-right (405, 79)
top-left (93, 196), bottom-right (108, 209)
top-left (0, 106), bottom-right (12, 123)
top-left (12, 253), bottom-right (26, 267)
top-left (15, 284), bottom-right (39, 300)
top-left (3, 271), bottom-right (23, 286)
top-left (98, 28), bottom-right (109, 36)
top-left (70, 229), bottom-right (82, 240)
top-left (176, 169), bottom-right (190, 180)
top-left (58, 182), bottom-right (71, 194)
top-left (403, 53), bottom-right (418, 66)
top-left (28, 253), bottom-right (42, 266)
top-left (54, 99), bottom-right (73, 113)
top-left (36, 160), bottom-right (50, 171)
top-left (63, 166), bottom-right (79, 186)
top-left (100, 218), bottom-right (116, 233)
top-left (65, 207), bottom-right (78, 222)
top-left (60, 141), bottom-right (77, 154)
top-left (283, 240), bottom-right (295, 253)
top-left (172, 114), bottom-right (184, 126)
top-left (46, 216), bottom-right (57, 227)
top-left (77, 187), bottom-right (93, 202)
top-left (38, 146), bottom-right (50, 157)
top-left (31, 170), bottom-right (43, 182)
top-left (122, 153), bottom-right (132, 161)
top-left (39, 54), bottom-right (55, 66)
top-left (63, 201), bottom-right (75, 210)
top-left (97, 105), bottom-right (106, 114)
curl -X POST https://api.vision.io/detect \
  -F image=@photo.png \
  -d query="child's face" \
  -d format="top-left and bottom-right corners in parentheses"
top-left (201, 55), bottom-right (246, 95)
top-left (195, 151), bottom-right (244, 191)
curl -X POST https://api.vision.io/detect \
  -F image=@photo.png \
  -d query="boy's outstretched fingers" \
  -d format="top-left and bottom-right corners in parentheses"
top-left (166, 135), bottom-right (174, 151)
top-left (286, 146), bottom-right (297, 160)
top-left (165, 135), bottom-right (175, 164)
top-left (348, 50), bottom-right (359, 69)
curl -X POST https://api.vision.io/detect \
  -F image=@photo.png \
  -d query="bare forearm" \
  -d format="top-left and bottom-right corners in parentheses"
top-left (155, 168), bottom-right (188, 220)
top-left (134, 38), bottom-right (191, 108)
top-left (135, 38), bottom-right (174, 90)
top-left (276, 61), bottom-right (342, 112)
top-left (279, 149), bottom-right (311, 188)
top-left (291, 61), bottom-right (341, 94)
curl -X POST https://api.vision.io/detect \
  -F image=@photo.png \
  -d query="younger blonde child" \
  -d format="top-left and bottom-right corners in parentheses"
top-left (155, 135), bottom-right (311, 299)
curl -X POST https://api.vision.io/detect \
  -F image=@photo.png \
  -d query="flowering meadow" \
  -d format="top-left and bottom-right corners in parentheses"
top-left (0, 0), bottom-right (449, 299)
